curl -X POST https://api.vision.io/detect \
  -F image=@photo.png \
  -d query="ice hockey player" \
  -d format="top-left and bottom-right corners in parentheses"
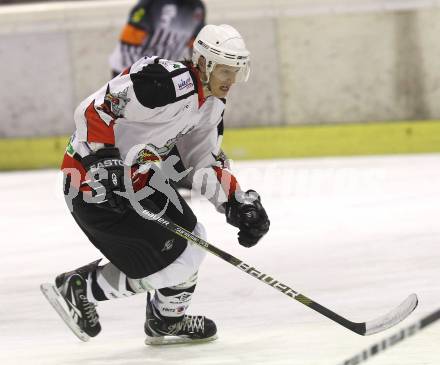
top-left (41, 24), bottom-right (270, 345)
top-left (109, 0), bottom-right (206, 78)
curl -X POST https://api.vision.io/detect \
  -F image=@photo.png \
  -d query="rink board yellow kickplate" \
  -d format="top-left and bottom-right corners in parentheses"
top-left (221, 120), bottom-right (440, 160)
top-left (0, 135), bottom-right (66, 170)
top-left (0, 120), bottom-right (439, 170)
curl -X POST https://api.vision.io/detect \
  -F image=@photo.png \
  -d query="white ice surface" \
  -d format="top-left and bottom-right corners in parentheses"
top-left (1, 154), bottom-right (439, 365)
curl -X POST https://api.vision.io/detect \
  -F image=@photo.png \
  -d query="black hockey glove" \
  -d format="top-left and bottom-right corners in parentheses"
top-left (224, 190), bottom-right (270, 247)
top-left (82, 147), bottom-right (127, 213)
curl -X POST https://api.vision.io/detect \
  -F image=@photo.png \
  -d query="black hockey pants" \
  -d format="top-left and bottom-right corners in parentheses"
top-left (65, 182), bottom-right (197, 279)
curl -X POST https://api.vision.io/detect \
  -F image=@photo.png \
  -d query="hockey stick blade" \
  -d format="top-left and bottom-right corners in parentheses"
top-left (132, 204), bottom-right (418, 336)
top-left (362, 293), bottom-right (418, 335)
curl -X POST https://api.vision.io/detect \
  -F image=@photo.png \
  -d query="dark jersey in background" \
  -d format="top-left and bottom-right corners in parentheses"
top-left (110, 0), bottom-right (206, 75)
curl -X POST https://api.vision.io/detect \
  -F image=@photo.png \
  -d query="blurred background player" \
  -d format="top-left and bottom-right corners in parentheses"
top-left (109, 0), bottom-right (206, 78)
top-left (42, 24), bottom-right (270, 345)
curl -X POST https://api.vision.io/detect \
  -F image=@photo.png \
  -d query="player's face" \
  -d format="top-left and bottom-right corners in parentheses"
top-left (208, 64), bottom-right (240, 98)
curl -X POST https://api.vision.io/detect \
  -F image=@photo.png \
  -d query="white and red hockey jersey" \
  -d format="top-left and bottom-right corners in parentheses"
top-left (61, 56), bottom-right (239, 206)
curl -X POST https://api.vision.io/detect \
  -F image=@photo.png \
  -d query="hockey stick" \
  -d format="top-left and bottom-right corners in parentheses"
top-left (138, 205), bottom-right (418, 336)
top-left (336, 308), bottom-right (440, 364)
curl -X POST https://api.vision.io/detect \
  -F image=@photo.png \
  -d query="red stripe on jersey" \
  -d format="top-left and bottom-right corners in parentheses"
top-left (212, 166), bottom-right (240, 200)
top-left (85, 101), bottom-right (116, 145)
top-left (60, 153), bottom-right (91, 192)
top-left (187, 63), bottom-right (206, 108)
top-left (121, 67), bottom-right (130, 76)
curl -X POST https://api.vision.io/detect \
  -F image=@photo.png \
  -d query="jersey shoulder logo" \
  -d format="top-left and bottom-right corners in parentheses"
top-left (172, 71), bottom-right (194, 98)
top-left (98, 86), bottom-right (131, 118)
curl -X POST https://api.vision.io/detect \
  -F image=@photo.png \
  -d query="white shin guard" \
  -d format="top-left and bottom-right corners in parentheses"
top-left (150, 272), bottom-right (199, 319)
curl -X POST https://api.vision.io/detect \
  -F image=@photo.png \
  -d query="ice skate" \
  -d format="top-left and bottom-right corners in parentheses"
top-left (41, 271), bottom-right (101, 341)
top-left (144, 293), bottom-right (217, 345)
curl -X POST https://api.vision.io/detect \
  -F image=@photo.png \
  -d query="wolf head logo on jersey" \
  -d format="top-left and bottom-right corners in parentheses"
top-left (100, 86), bottom-right (131, 118)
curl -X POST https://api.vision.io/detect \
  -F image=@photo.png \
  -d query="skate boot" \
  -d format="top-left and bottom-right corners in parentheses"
top-left (40, 261), bottom-right (101, 341)
top-left (144, 292), bottom-right (217, 345)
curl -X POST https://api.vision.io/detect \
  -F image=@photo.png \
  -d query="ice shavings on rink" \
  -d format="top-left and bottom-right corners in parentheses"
top-left (0, 154), bottom-right (439, 365)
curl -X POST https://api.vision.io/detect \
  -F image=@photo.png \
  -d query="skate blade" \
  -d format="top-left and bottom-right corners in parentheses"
top-left (40, 283), bottom-right (90, 342)
top-left (145, 333), bottom-right (218, 346)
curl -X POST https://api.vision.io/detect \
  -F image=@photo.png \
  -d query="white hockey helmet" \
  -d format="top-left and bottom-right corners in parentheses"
top-left (192, 24), bottom-right (250, 83)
